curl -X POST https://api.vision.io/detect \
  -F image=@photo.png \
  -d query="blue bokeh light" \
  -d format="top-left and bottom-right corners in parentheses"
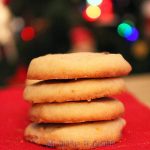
top-left (126, 27), bottom-right (139, 42)
top-left (117, 21), bottom-right (139, 42)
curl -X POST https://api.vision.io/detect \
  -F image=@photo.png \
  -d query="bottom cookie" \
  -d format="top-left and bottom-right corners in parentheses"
top-left (24, 118), bottom-right (126, 150)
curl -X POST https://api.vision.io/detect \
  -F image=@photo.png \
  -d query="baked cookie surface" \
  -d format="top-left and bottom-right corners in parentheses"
top-left (25, 79), bottom-right (41, 85)
top-left (27, 52), bottom-right (132, 80)
top-left (24, 78), bottom-right (125, 103)
top-left (30, 98), bottom-right (124, 123)
top-left (25, 118), bottom-right (126, 150)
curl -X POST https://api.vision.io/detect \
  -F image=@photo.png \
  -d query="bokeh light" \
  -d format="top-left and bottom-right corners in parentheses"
top-left (117, 23), bottom-right (132, 37)
top-left (126, 27), bottom-right (139, 42)
top-left (82, 9), bottom-right (96, 22)
top-left (21, 26), bottom-right (35, 42)
top-left (97, 0), bottom-right (114, 24)
top-left (85, 5), bottom-right (101, 19)
top-left (117, 22), bottom-right (139, 42)
top-left (87, 0), bottom-right (103, 6)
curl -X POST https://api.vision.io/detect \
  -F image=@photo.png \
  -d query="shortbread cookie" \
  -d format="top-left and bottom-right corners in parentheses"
top-left (25, 79), bottom-right (41, 85)
top-left (27, 52), bottom-right (132, 80)
top-left (25, 118), bottom-right (126, 150)
top-left (30, 98), bottom-right (124, 123)
top-left (24, 78), bottom-right (125, 103)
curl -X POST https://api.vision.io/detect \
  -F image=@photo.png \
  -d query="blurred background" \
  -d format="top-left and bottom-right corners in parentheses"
top-left (0, 0), bottom-right (150, 86)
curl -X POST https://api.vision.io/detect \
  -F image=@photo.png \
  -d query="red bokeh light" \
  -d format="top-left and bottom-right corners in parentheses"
top-left (21, 27), bottom-right (36, 42)
top-left (98, 0), bottom-right (114, 23)
top-left (83, 0), bottom-right (114, 23)
top-left (2, 0), bottom-right (10, 5)
top-left (100, 0), bottom-right (113, 13)
top-left (70, 26), bottom-right (94, 45)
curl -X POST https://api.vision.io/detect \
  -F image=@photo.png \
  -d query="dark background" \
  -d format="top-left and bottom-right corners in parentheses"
top-left (0, 0), bottom-right (150, 85)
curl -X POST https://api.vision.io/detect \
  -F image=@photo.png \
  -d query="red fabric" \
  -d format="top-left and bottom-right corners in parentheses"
top-left (0, 87), bottom-right (150, 150)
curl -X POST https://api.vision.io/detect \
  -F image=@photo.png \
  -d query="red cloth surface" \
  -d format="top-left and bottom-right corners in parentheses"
top-left (0, 87), bottom-right (150, 150)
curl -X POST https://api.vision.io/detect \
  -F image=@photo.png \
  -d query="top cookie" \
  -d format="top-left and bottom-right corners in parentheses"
top-left (27, 52), bottom-right (132, 80)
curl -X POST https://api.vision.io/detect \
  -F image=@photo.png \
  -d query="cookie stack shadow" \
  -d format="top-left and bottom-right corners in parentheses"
top-left (24, 52), bottom-right (132, 150)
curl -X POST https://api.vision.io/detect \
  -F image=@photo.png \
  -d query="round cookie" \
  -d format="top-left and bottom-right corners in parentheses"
top-left (27, 52), bottom-right (132, 80)
top-left (30, 98), bottom-right (125, 123)
top-left (25, 118), bottom-right (126, 150)
top-left (24, 78), bottom-right (125, 103)
top-left (25, 79), bottom-right (41, 85)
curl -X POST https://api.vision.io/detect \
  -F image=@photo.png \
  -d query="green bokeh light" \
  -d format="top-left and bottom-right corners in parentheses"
top-left (117, 23), bottom-right (132, 37)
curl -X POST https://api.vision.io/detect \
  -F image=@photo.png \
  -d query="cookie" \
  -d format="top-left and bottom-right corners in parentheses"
top-left (24, 78), bottom-right (125, 103)
top-left (27, 52), bottom-right (132, 80)
top-left (24, 118), bottom-right (126, 150)
top-left (25, 79), bottom-right (41, 85)
top-left (30, 98), bottom-right (124, 123)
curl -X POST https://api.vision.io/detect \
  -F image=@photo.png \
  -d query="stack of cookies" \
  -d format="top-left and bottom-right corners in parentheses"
top-left (24, 52), bottom-right (132, 150)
